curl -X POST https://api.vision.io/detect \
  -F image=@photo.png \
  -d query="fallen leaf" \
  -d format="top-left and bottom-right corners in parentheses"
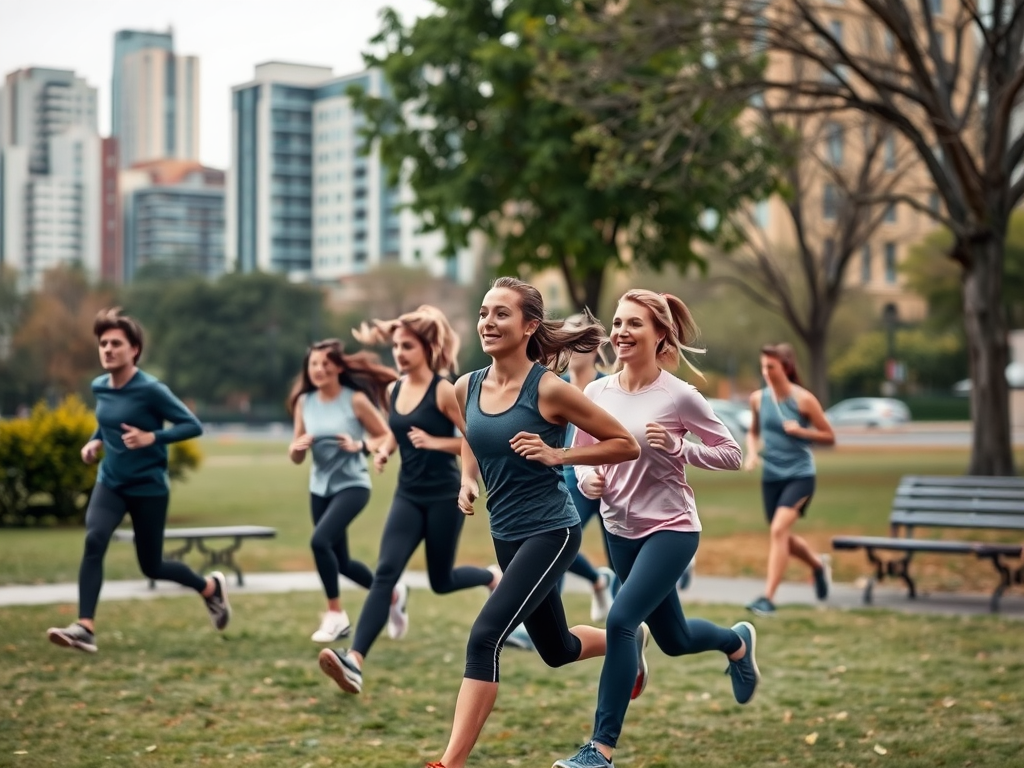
top-left (833, 711), bottom-right (849, 720)
top-left (783, 710), bottom-right (793, 724)
top-left (831, 665), bottom-right (847, 674)
top-left (805, 732), bottom-right (819, 745)
top-left (13, 751), bottom-right (28, 756)
top-left (425, 705), bottom-right (436, 713)
top-left (145, 745), bottom-right (157, 753)
top-left (873, 744), bottom-right (888, 755)
top-left (942, 697), bottom-right (957, 708)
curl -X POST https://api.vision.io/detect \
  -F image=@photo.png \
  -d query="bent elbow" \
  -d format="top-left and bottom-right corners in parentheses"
top-left (623, 435), bottom-right (641, 462)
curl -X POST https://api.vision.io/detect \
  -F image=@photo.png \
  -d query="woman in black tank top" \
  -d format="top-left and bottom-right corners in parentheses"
top-left (318, 306), bottom-right (498, 697)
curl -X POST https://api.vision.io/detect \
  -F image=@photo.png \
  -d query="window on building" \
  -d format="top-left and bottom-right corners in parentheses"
top-left (861, 244), bottom-right (872, 284)
top-left (884, 135), bottom-right (896, 170)
top-left (823, 183), bottom-right (840, 220)
top-left (884, 203), bottom-right (897, 223)
top-left (754, 200), bottom-right (770, 229)
top-left (884, 242), bottom-right (897, 284)
top-left (826, 122), bottom-right (844, 165)
top-left (929, 0), bottom-right (942, 14)
top-left (929, 192), bottom-right (941, 214)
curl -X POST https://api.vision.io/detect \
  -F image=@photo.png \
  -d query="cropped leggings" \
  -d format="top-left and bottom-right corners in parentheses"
top-left (78, 483), bottom-right (207, 619)
top-left (464, 525), bottom-right (582, 682)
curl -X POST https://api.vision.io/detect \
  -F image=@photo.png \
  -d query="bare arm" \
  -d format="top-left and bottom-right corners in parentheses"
top-left (788, 390), bottom-right (836, 446)
top-left (352, 391), bottom-right (392, 454)
top-left (429, 379), bottom-right (467, 456)
top-left (515, 373), bottom-right (639, 467)
top-left (453, 374), bottom-right (482, 514)
top-left (288, 398), bottom-right (311, 464)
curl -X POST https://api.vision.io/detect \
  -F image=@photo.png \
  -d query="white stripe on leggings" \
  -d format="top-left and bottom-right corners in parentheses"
top-left (490, 526), bottom-right (573, 682)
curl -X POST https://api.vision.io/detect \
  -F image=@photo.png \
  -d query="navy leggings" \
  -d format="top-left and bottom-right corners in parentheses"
top-left (352, 493), bottom-right (492, 657)
top-left (464, 525), bottom-right (582, 682)
top-left (594, 530), bottom-right (742, 748)
top-left (78, 483), bottom-right (207, 619)
top-left (310, 488), bottom-right (374, 599)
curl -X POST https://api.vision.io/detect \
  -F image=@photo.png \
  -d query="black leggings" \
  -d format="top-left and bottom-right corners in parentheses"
top-left (310, 488), bottom-right (374, 599)
top-left (464, 525), bottom-right (582, 683)
top-left (78, 483), bottom-right (207, 619)
top-left (352, 493), bottom-right (493, 657)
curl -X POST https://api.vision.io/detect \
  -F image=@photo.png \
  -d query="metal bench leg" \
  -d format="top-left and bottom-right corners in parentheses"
top-left (195, 537), bottom-right (246, 586)
top-left (862, 548), bottom-right (886, 604)
top-left (984, 554), bottom-right (1013, 613)
top-left (887, 553), bottom-right (917, 599)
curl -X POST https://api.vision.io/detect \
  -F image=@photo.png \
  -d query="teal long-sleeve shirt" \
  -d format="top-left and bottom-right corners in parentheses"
top-left (89, 370), bottom-right (203, 495)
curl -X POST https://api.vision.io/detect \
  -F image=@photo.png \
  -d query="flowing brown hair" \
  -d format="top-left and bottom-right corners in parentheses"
top-left (761, 343), bottom-right (803, 386)
top-left (352, 304), bottom-right (460, 377)
top-left (93, 307), bottom-right (144, 364)
top-left (489, 276), bottom-right (605, 373)
top-left (286, 339), bottom-right (398, 414)
top-left (616, 289), bottom-right (705, 377)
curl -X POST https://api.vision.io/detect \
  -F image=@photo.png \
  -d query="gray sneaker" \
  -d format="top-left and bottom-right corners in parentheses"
top-left (813, 555), bottom-right (831, 601)
top-left (725, 621), bottom-right (760, 704)
top-left (47, 622), bottom-right (97, 653)
top-left (203, 571), bottom-right (231, 631)
top-left (630, 622), bottom-right (651, 700)
top-left (553, 742), bottom-right (614, 768)
top-left (319, 648), bottom-right (363, 694)
top-left (745, 596), bottom-right (776, 616)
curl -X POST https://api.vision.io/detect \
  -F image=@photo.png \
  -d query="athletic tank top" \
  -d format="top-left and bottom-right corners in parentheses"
top-left (758, 387), bottom-right (815, 481)
top-left (303, 388), bottom-right (370, 496)
top-left (465, 364), bottom-right (580, 540)
top-left (390, 374), bottom-right (460, 500)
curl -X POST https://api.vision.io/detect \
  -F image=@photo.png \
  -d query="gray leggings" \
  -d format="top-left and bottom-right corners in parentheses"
top-left (594, 530), bottom-right (742, 749)
top-left (351, 493), bottom-right (492, 657)
top-left (310, 488), bottom-right (374, 600)
top-left (79, 483), bottom-right (207, 619)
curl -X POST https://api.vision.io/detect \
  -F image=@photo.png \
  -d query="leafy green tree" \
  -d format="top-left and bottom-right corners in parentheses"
top-left (352, 0), bottom-right (777, 312)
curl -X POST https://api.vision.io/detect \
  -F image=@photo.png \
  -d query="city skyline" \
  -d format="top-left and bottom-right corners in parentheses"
top-left (0, 0), bottom-right (433, 169)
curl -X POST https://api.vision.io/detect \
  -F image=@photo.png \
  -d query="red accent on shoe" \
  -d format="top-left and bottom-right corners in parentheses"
top-left (425, 763), bottom-right (447, 768)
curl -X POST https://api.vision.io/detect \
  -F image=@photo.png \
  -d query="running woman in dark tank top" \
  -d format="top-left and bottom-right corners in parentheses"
top-left (743, 343), bottom-right (836, 617)
top-left (424, 277), bottom-right (640, 768)
top-left (318, 306), bottom-right (497, 697)
top-left (287, 339), bottom-right (395, 644)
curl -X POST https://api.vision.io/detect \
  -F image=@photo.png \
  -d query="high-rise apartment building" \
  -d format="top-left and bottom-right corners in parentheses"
top-left (112, 29), bottom-right (199, 169)
top-left (228, 63), bottom-right (474, 284)
top-left (120, 159), bottom-right (225, 281)
top-left (0, 68), bottom-right (101, 288)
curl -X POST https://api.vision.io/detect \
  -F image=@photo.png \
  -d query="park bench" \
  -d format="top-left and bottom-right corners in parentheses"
top-left (832, 475), bottom-right (1024, 612)
top-left (112, 525), bottom-right (277, 588)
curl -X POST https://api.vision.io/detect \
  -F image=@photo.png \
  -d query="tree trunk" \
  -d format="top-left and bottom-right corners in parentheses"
top-left (805, 331), bottom-right (831, 407)
top-left (961, 237), bottom-right (1016, 475)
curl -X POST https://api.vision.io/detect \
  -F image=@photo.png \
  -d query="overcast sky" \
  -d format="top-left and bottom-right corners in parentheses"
top-left (0, 0), bottom-right (434, 168)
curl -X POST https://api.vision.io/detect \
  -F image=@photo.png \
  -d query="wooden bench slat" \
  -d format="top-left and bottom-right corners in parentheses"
top-left (893, 498), bottom-right (1024, 514)
top-left (889, 511), bottom-right (1024, 530)
top-left (895, 486), bottom-right (1024, 501)
top-left (832, 536), bottom-right (979, 554)
top-left (113, 526), bottom-right (277, 541)
top-left (899, 475), bottom-right (1024, 489)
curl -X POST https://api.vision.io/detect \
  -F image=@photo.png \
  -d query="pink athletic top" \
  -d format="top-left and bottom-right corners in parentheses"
top-left (572, 370), bottom-right (741, 538)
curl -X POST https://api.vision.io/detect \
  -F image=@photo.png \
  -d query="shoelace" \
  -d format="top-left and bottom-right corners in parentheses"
top-left (573, 743), bottom-right (611, 766)
top-left (725, 656), bottom-right (755, 683)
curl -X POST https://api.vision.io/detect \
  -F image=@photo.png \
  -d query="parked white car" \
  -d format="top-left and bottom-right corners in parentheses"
top-left (707, 398), bottom-right (753, 442)
top-left (824, 397), bottom-right (911, 428)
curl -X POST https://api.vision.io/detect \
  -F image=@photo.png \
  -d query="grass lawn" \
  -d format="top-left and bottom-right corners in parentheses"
top-left (1, 441), bottom-right (1022, 595)
top-left (2, 589), bottom-right (1022, 767)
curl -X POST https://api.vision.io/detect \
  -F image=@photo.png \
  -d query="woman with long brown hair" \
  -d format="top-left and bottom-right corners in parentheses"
top-left (287, 339), bottom-right (394, 642)
top-left (423, 277), bottom-right (641, 768)
top-left (318, 306), bottom-right (497, 696)
top-left (743, 342), bottom-right (835, 616)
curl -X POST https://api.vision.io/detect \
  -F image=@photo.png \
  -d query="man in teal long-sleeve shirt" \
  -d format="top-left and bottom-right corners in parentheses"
top-left (47, 308), bottom-right (231, 653)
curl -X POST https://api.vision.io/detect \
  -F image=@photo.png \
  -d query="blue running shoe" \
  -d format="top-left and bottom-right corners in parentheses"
top-left (630, 622), bottom-right (650, 700)
top-left (745, 595), bottom-right (776, 616)
top-left (725, 621), bottom-right (760, 705)
top-left (552, 742), bottom-right (614, 768)
top-left (813, 554), bottom-right (831, 601)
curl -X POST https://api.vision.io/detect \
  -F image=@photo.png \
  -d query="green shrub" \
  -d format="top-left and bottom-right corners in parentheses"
top-left (0, 397), bottom-right (203, 527)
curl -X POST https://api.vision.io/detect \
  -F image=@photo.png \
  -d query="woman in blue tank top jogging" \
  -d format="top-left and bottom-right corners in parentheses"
top-left (424, 277), bottom-right (640, 768)
top-left (288, 339), bottom-right (395, 642)
top-left (318, 306), bottom-right (498, 695)
top-left (744, 343), bottom-right (835, 616)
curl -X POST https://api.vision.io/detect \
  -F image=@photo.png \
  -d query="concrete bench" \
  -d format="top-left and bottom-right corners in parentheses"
top-left (112, 525), bottom-right (277, 588)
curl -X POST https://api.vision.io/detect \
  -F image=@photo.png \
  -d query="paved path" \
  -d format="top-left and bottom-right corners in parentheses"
top-left (3, 569), bottom-right (1022, 618)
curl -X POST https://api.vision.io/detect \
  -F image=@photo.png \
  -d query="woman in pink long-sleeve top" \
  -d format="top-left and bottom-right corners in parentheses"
top-left (552, 289), bottom-right (759, 768)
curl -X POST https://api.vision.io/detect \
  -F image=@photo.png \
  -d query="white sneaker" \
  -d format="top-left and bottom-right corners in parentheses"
top-left (387, 582), bottom-right (409, 640)
top-left (311, 610), bottom-right (351, 643)
top-left (590, 567), bottom-right (616, 622)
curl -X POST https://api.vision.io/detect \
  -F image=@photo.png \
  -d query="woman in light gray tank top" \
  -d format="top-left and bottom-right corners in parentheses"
top-left (743, 343), bottom-right (835, 616)
top-left (426, 277), bottom-right (640, 768)
top-left (287, 339), bottom-right (395, 643)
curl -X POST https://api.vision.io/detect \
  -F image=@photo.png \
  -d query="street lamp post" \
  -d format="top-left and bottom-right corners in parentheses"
top-left (882, 303), bottom-right (898, 396)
